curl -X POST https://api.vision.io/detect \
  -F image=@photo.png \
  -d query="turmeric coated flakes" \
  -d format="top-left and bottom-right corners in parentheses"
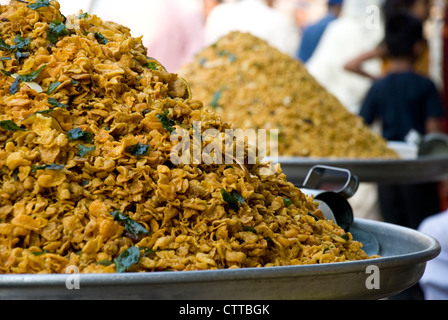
top-left (179, 31), bottom-right (398, 158)
top-left (0, 1), bottom-right (375, 274)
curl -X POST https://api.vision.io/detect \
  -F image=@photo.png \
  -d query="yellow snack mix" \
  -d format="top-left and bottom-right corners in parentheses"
top-left (0, 1), bottom-right (376, 274)
top-left (179, 31), bottom-right (398, 158)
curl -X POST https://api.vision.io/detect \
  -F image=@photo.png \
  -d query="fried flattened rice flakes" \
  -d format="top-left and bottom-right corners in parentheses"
top-left (0, 1), bottom-right (375, 275)
top-left (179, 31), bottom-right (398, 158)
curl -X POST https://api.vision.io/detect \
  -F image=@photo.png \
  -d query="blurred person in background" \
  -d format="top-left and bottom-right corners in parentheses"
top-left (306, 0), bottom-right (384, 114)
top-left (419, 209), bottom-right (448, 300)
top-left (293, 0), bottom-right (331, 29)
top-left (444, 0), bottom-right (448, 132)
top-left (66, 0), bottom-right (205, 73)
top-left (203, 0), bottom-right (222, 18)
top-left (360, 13), bottom-right (444, 300)
top-left (383, 0), bottom-right (432, 75)
top-left (360, 13), bottom-right (444, 229)
top-left (344, 0), bottom-right (433, 81)
top-left (346, 0), bottom-right (448, 215)
top-left (418, 2), bottom-right (448, 301)
top-left (204, 0), bottom-right (300, 57)
top-left (294, 0), bottom-right (312, 29)
top-left (297, 0), bottom-right (344, 63)
top-left (434, 0), bottom-right (448, 135)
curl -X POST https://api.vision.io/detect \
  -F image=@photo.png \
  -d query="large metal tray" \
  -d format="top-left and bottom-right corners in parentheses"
top-left (270, 142), bottom-right (448, 185)
top-left (0, 218), bottom-right (440, 300)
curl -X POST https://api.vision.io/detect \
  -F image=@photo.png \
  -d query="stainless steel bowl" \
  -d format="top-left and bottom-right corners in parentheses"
top-left (274, 155), bottom-right (448, 185)
top-left (0, 218), bottom-right (440, 300)
top-left (268, 142), bottom-right (448, 185)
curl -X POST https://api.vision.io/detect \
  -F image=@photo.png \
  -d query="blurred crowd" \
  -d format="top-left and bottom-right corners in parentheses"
top-left (1, 0), bottom-right (447, 300)
top-left (37, 0), bottom-right (444, 119)
top-left (50, 0), bottom-right (446, 112)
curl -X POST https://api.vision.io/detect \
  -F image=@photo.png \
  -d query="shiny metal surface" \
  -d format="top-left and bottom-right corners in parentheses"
top-left (299, 165), bottom-right (358, 231)
top-left (269, 142), bottom-right (448, 185)
top-left (301, 165), bottom-right (359, 199)
top-left (273, 154), bottom-right (448, 185)
top-left (0, 219), bottom-right (440, 300)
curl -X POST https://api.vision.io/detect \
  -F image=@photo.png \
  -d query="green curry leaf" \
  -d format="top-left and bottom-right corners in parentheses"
top-left (5, 65), bottom-right (46, 94)
top-left (20, 64), bottom-right (46, 82)
top-left (111, 211), bottom-right (149, 237)
top-left (145, 62), bottom-right (158, 70)
top-left (156, 110), bottom-right (175, 133)
top-left (27, 0), bottom-right (51, 10)
top-left (47, 81), bottom-right (61, 94)
top-left (47, 20), bottom-right (69, 44)
top-left (125, 143), bottom-right (150, 157)
top-left (282, 198), bottom-right (293, 207)
top-left (221, 189), bottom-right (244, 211)
top-left (48, 97), bottom-right (69, 109)
top-left (31, 164), bottom-right (64, 172)
top-left (114, 246), bottom-right (141, 273)
top-left (94, 32), bottom-right (108, 45)
top-left (78, 144), bottom-right (96, 157)
top-left (0, 120), bottom-right (26, 132)
top-left (66, 128), bottom-right (94, 144)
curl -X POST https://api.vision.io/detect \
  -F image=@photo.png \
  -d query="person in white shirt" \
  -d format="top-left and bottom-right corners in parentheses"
top-left (204, 0), bottom-right (299, 57)
top-left (418, 210), bottom-right (448, 300)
